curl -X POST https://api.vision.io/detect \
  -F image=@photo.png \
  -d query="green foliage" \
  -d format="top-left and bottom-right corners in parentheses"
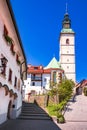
top-left (48, 87), bottom-right (58, 96)
top-left (57, 100), bottom-right (67, 112)
top-left (83, 87), bottom-right (87, 96)
top-left (49, 79), bottom-right (74, 102)
top-left (4, 35), bottom-right (13, 44)
top-left (47, 79), bottom-right (75, 120)
top-left (57, 112), bottom-right (65, 123)
top-left (17, 60), bottom-right (21, 65)
top-left (47, 104), bottom-right (58, 116)
top-left (58, 79), bottom-right (74, 102)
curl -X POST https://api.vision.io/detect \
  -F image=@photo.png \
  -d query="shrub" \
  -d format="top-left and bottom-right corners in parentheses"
top-left (57, 112), bottom-right (65, 123)
top-left (83, 87), bottom-right (87, 96)
top-left (57, 100), bottom-right (67, 112)
top-left (47, 104), bottom-right (58, 116)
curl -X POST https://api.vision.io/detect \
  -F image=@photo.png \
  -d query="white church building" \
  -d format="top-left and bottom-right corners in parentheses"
top-left (23, 57), bottom-right (64, 99)
top-left (23, 9), bottom-right (76, 99)
top-left (59, 11), bottom-right (76, 82)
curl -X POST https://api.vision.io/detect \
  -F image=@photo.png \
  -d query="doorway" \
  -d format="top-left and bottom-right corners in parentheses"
top-left (7, 100), bottom-right (12, 119)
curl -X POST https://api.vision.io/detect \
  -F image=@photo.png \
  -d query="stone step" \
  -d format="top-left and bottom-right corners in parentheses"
top-left (18, 115), bottom-right (52, 120)
top-left (20, 113), bottom-right (50, 117)
top-left (21, 112), bottom-right (45, 115)
top-left (20, 102), bottom-right (52, 121)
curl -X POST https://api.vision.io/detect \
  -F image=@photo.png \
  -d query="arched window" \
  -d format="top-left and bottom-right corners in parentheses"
top-left (66, 39), bottom-right (69, 44)
top-left (53, 72), bottom-right (56, 83)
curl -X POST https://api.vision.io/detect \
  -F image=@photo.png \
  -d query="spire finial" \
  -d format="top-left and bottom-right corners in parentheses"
top-left (66, 3), bottom-right (68, 13)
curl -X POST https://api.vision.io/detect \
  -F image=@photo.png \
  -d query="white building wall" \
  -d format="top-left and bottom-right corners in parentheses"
top-left (42, 74), bottom-right (50, 90)
top-left (62, 64), bottom-right (75, 72)
top-left (61, 55), bottom-right (75, 63)
top-left (65, 73), bottom-right (76, 82)
top-left (23, 73), bottom-right (51, 99)
top-left (60, 33), bottom-right (76, 82)
top-left (60, 46), bottom-right (75, 55)
top-left (0, 1), bottom-right (26, 124)
top-left (60, 34), bottom-right (74, 45)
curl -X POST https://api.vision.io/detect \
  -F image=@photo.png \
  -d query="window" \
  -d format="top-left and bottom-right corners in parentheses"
top-left (67, 59), bottom-right (69, 62)
top-left (8, 69), bottom-right (12, 82)
top-left (34, 67), bottom-right (38, 70)
top-left (67, 51), bottom-right (69, 53)
top-left (10, 44), bottom-right (15, 55)
top-left (67, 66), bottom-right (69, 69)
top-left (32, 82), bottom-right (35, 86)
top-left (43, 86), bottom-right (45, 89)
top-left (4, 25), bottom-right (8, 36)
top-left (44, 78), bottom-right (47, 82)
top-left (18, 79), bottom-right (20, 90)
top-left (53, 72), bottom-right (56, 83)
top-left (16, 54), bottom-right (18, 61)
top-left (66, 39), bottom-right (69, 45)
top-left (14, 76), bottom-right (17, 88)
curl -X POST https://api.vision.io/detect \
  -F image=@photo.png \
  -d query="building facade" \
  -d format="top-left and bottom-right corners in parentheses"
top-left (59, 12), bottom-right (76, 82)
top-left (0, 0), bottom-right (27, 124)
top-left (23, 57), bottom-right (64, 100)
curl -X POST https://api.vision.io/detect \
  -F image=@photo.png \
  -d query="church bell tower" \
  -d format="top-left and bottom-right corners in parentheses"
top-left (59, 8), bottom-right (76, 82)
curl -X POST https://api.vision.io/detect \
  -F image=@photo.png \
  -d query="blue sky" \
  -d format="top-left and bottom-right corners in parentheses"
top-left (10, 0), bottom-right (87, 82)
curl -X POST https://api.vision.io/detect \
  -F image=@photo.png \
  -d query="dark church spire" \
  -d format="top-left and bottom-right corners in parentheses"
top-left (62, 3), bottom-right (71, 29)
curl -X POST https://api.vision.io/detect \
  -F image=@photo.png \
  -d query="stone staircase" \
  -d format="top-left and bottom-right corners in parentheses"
top-left (18, 102), bottom-right (52, 120)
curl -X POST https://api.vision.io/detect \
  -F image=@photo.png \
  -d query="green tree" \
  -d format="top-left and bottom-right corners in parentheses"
top-left (58, 79), bottom-right (75, 102)
top-left (47, 79), bottom-right (75, 122)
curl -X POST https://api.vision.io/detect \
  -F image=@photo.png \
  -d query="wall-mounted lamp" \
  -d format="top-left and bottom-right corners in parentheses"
top-left (0, 57), bottom-right (8, 67)
top-left (0, 57), bottom-right (8, 74)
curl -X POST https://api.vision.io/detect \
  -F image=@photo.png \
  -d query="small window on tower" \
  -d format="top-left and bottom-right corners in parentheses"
top-left (66, 39), bottom-right (69, 45)
top-left (67, 66), bottom-right (69, 69)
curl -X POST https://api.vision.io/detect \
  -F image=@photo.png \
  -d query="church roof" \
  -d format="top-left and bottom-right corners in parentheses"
top-left (44, 57), bottom-right (62, 69)
top-left (61, 28), bottom-right (74, 33)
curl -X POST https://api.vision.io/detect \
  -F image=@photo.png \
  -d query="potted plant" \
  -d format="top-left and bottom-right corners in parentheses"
top-left (4, 34), bottom-right (13, 45)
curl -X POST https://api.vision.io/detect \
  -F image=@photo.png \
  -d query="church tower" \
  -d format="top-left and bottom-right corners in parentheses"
top-left (59, 8), bottom-right (76, 82)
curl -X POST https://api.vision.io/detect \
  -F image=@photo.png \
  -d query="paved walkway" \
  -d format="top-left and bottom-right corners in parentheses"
top-left (57, 94), bottom-right (87, 130)
top-left (64, 94), bottom-right (87, 122)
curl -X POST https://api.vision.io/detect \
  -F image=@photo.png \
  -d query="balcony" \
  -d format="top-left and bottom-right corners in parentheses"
top-left (31, 76), bottom-right (42, 81)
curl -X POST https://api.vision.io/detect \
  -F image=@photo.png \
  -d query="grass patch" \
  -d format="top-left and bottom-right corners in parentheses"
top-left (47, 104), bottom-right (58, 116)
